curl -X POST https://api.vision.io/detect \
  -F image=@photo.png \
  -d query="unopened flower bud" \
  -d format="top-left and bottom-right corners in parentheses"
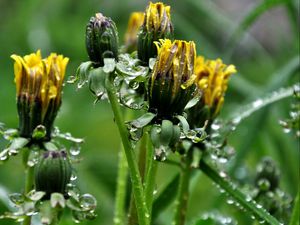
top-left (11, 51), bottom-right (69, 139)
top-left (86, 13), bottom-right (119, 67)
top-left (148, 39), bottom-right (196, 120)
top-left (137, 2), bottom-right (173, 64)
top-left (255, 157), bottom-right (280, 191)
top-left (35, 150), bottom-right (72, 199)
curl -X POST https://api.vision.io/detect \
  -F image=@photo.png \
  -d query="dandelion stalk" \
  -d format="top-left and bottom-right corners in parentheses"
top-left (173, 150), bottom-right (193, 225)
top-left (114, 145), bottom-right (128, 225)
top-left (199, 159), bottom-right (281, 225)
top-left (144, 132), bottom-right (158, 216)
top-left (22, 148), bottom-right (34, 225)
top-left (105, 76), bottom-right (149, 225)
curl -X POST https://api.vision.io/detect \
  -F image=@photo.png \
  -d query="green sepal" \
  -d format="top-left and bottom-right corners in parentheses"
top-left (150, 125), bottom-right (161, 148)
top-left (160, 120), bottom-right (174, 146)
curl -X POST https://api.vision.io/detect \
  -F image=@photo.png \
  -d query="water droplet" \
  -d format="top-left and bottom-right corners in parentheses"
top-left (79, 194), bottom-right (97, 211)
top-left (27, 151), bottom-right (39, 167)
top-left (9, 193), bottom-right (24, 205)
top-left (256, 204), bottom-right (263, 209)
top-left (154, 147), bottom-right (167, 161)
top-left (211, 123), bottom-right (221, 130)
top-left (0, 151), bottom-right (8, 161)
top-left (71, 173), bottom-right (77, 181)
top-left (113, 76), bottom-right (122, 87)
top-left (252, 99), bottom-right (263, 108)
top-left (246, 195), bottom-right (252, 202)
top-left (226, 198), bottom-right (234, 205)
top-left (129, 81), bottom-right (139, 90)
top-left (219, 171), bottom-right (227, 178)
top-left (70, 144), bottom-right (81, 156)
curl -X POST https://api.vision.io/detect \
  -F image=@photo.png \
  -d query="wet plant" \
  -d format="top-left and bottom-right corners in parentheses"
top-left (1, 1), bottom-right (299, 225)
top-left (0, 51), bottom-right (96, 225)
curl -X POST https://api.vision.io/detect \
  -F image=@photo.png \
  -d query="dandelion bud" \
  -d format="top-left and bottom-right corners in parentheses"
top-left (137, 2), bottom-right (173, 64)
top-left (124, 12), bottom-right (144, 53)
top-left (148, 39), bottom-right (196, 120)
top-left (11, 51), bottom-right (69, 139)
top-left (35, 150), bottom-right (72, 199)
top-left (188, 57), bottom-right (236, 128)
top-left (255, 157), bottom-right (280, 191)
top-left (86, 13), bottom-right (119, 67)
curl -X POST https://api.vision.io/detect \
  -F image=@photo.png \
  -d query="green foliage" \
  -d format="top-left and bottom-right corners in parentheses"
top-left (0, 0), bottom-right (299, 225)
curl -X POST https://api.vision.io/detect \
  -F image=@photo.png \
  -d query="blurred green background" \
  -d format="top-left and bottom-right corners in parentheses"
top-left (0, 0), bottom-right (299, 224)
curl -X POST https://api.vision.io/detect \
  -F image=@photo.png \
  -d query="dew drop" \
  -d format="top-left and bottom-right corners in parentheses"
top-left (9, 193), bottom-right (24, 205)
top-left (70, 145), bottom-right (81, 156)
top-left (79, 194), bottom-right (97, 211)
top-left (226, 198), bottom-right (234, 205)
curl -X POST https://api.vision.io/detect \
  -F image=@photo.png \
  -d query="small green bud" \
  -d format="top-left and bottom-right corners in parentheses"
top-left (35, 150), bottom-right (72, 199)
top-left (137, 2), bottom-right (173, 64)
top-left (86, 13), bottom-right (119, 67)
top-left (255, 157), bottom-right (280, 191)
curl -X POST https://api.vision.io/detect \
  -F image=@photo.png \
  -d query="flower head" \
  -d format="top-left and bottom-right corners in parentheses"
top-left (35, 150), bottom-right (72, 199)
top-left (188, 56), bottom-right (236, 127)
top-left (124, 12), bottom-right (144, 52)
top-left (148, 39), bottom-right (196, 120)
top-left (138, 2), bottom-right (173, 64)
top-left (86, 13), bottom-right (119, 66)
top-left (11, 50), bottom-right (69, 139)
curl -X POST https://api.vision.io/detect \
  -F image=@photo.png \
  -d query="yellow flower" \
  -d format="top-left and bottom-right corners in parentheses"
top-left (148, 39), bottom-right (196, 119)
top-left (195, 56), bottom-right (236, 117)
top-left (124, 12), bottom-right (144, 52)
top-left (138, 2), bottom-right (173, 63)
top-left (145, 2), bottom-right (171, 33)
top-left (11, 50), bottom-right (69, 139)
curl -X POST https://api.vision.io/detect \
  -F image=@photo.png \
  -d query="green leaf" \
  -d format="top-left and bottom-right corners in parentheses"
top-left (88, 67), bottom-right (106, 99)
top-left (129, 113), bottom-right (156, 128)
top-left (152, 173), bottom-right (180, 221)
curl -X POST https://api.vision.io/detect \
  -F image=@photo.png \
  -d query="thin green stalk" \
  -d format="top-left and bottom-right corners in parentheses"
top-left (144, 133), bottom-right (158, 216)
top-left (22, 148), bottom-right (34, 225)
top-left (289, 189), bottom-right (300, 225)
top-left (105, 77), bottom-right (149, 225)
top-left (114, 145), bottom-right (128, 225)
top-left (173, 150), bottom-right (193, 225)
top-left (199, 159), bottom-right (281, 225)
top-left (128, 133), bottom-right (148, 225)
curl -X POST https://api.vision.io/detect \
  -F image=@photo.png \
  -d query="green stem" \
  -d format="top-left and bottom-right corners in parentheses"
top-left (128, 131), bottom-right (148, 225)
top-left (144, 133), bottom-right (158, 216)
top-left (114, 145), bottom-right (128, 225)
top-left (289, 189), bottom-right (300, 225)
top-left (199, 159), bottom-right (281, 225)
top-left (105, 77), bottom-right (149, 225)
top-left (173, 150), bottom-right (193, 225)
top-left (22, 148), bottom-right (34, 225)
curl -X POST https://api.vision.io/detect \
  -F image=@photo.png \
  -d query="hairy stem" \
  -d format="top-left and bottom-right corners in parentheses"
top-left (105, 77), bottom-right (149, 225)
top-left (199, 159), bottom-right (281, 225)
top-left (173, 150), bottom-right (193, 225)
